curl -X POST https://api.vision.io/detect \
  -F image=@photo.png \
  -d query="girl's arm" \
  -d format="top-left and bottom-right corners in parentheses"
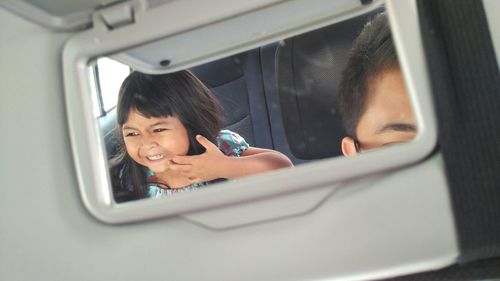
top-left (226, 146), bottom-right (293, 178)
top-left (170, 135), bottom-right (293, 183)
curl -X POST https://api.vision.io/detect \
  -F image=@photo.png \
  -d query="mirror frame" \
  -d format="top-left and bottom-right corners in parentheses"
top-left (62, 0), bottom-right (437, 224)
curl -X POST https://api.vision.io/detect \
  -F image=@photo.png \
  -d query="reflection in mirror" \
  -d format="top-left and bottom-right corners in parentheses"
top-left (108, 70), bottom-right (293, 202)
top-left (90, 9), bottom-right (417, 203)
top-left (338, 13), bottom-right (416, 157)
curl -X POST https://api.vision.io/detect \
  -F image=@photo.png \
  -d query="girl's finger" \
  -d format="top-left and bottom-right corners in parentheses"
top-left (188, 177), bottom-right (202, 184)
top-left (171, 156), bottom-right (195, 165)
top-left (196, 135), bottom-right (217, 151)
top-left (169, 163), bottom-right (192, 172)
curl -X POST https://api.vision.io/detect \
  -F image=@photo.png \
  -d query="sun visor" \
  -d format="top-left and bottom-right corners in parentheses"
top-left (107, 0), bottom-right (382, 73)
top-left (0, 0), bottom-right (155, 31)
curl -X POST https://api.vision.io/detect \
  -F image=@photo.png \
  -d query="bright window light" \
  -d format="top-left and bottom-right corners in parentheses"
top-left (97, 58), bottom-right (130, 113)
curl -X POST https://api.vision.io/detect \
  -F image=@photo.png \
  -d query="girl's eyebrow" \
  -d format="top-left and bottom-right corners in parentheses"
top-left (122, 121), bottom-right (170, 131)
top-left (150, 121), bottom-right (170, 127)
top-left (376, 123), bottom-right (417, 134)
top-left (122, 125), bottom-right (137, 130)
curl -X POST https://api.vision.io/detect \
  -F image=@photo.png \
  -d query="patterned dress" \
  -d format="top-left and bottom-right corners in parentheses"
top-left (146, 130), bottom-right (249, 197)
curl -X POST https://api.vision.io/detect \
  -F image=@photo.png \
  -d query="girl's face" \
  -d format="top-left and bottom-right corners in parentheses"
top-left (122, 108), bottom-right (190, 174)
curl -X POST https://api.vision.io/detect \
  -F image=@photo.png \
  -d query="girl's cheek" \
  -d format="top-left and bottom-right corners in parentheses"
top-left (124, 142), bottom-right (136, 157)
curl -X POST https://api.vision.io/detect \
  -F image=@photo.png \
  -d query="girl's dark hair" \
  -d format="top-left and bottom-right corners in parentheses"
top-left (338, 13), bottom-right (399, 138)
top-left (110, 70), bottom-right (224, 202)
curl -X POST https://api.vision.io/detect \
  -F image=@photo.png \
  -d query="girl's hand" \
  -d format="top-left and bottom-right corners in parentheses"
top-left (169, 135), bottom-right (229, 183)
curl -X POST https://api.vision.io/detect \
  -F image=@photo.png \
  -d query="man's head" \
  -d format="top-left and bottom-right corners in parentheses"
top-left (338, 13), bottom-right (416, 156)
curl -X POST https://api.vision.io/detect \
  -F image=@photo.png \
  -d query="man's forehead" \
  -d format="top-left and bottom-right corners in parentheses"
top-left (356, 68), bottom-right (416, 138)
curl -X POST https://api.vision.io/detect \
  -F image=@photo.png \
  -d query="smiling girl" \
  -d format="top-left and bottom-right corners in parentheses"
top-left (110, 70), bottom-right (293, 202)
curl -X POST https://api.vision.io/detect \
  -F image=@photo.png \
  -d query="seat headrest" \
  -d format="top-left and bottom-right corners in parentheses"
top-left (276, 9), bottom-right (383, 159)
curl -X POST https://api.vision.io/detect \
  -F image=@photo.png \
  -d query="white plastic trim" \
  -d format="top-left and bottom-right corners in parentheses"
top-left (63, 0), bottom-right (440, 228)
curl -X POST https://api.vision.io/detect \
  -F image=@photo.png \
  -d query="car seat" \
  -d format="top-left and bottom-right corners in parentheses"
top-left (275, 8), bottom-right (382, 159)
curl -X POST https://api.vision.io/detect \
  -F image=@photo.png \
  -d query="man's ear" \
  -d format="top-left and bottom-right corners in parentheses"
top-left (341, 137), bottom-right (358, 157)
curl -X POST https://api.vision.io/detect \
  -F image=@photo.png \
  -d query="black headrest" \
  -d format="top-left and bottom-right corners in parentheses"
top-left (276, 9), bottom-right (382, 159)
top-left (191, 55), bottom-right (256, 146)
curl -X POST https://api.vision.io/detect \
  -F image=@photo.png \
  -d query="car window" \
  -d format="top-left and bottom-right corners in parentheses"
top-left (90, 58), bottom-right (130, 117)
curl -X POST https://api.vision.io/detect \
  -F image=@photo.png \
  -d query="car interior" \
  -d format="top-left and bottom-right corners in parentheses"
top-left (98, 8), bottom-right (382, 167)
top-left (2, 0), bottom-right (500, 280)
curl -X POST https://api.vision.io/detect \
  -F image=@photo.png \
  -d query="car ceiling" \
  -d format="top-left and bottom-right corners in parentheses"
top-left (0, 0), bottom-right (173, 31)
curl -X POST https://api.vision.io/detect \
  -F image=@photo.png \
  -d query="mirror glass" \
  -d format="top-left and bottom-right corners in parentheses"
top-left (89, 7), bottom-right (417, 203)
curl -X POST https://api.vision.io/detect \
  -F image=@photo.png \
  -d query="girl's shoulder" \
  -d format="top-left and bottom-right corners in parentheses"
top-left (216, 129), bottom-right (249, 156)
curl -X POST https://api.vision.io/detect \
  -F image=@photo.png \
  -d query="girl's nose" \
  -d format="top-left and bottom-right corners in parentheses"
top-left (140, 133), bottom-right (158, 149)
top-left (142, 142), bottom-right (157, 150)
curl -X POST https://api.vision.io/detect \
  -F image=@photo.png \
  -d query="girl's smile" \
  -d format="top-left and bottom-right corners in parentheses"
top-left (143, 151), bottom-right (170, 163)
top-left (146, 153), bottom-right (166, 161)
top-left (122, 108), bottom-right (190, 176)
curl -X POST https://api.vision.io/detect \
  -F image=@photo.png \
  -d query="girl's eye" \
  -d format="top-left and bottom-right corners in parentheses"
top-left (125, 132), bottom-right (139, 137)
top-left (153, 128), bottom-right (167, 133)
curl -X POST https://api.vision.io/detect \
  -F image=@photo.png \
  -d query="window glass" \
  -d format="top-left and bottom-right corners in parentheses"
top-left (88, 66), bottom-right (101, 118)
top-left (97, 58), bottom-right (130, 113)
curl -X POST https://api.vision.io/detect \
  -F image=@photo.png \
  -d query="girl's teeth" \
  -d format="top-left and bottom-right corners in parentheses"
top-left (148, 154), bottom-right (164, 160)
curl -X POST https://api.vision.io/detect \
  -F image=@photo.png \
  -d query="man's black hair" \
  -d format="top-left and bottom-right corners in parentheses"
top-left (338, 12), bottom-right (399, 137)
